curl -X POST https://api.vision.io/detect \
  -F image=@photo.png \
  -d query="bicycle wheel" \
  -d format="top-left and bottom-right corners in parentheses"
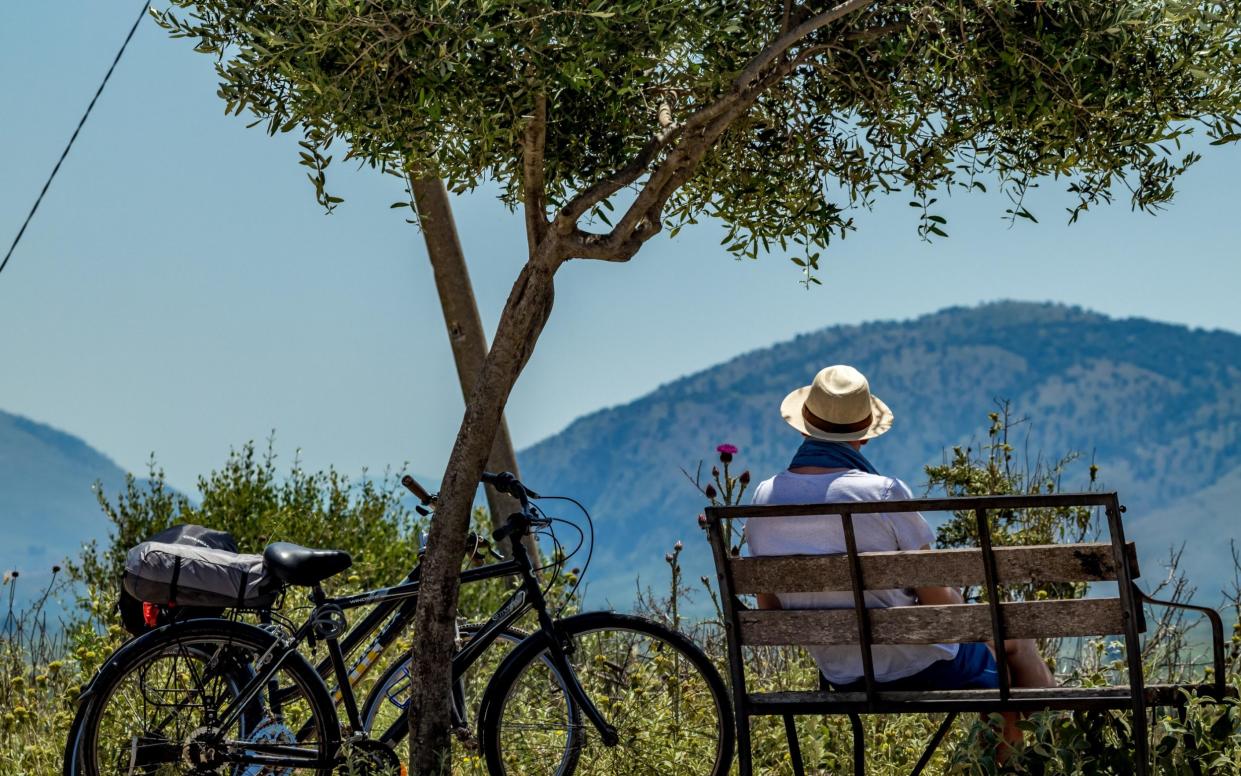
top-left (362, 623), bottom-right (581, 775)
top-left (72, 618), bottom-right (339, 775)
top-left (478, 611), bottom-right (734, 776)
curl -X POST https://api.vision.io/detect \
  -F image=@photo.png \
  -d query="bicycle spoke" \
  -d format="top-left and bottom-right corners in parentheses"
top-left (486, 616), bottom-right (730, 776)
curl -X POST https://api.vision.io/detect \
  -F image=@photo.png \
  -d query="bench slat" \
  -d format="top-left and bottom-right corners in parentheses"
top-left (744, 684), bottom-right (1229, 713)
top-left (737, 598), bottom-right (1126, 646)
top-left (747, 683), bottom-right (1229, 709)
top-left (752, 686), bottom-right (1136, 704)
top-left (728, 542), bottom-right (1138, 593)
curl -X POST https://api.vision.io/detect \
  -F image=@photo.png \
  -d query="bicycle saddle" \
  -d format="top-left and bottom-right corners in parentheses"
top-left (263, 542), bottom-right (353, 586)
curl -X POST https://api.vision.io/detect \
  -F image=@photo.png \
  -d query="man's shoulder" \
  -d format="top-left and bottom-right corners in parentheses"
top-left (834, 471), bottom-right (912, 500)
top-left (751, 470), bottom-right (912, 503)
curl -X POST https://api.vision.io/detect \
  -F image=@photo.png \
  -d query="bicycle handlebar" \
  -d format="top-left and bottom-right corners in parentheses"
top-left (483, 471), bottom-right (548, 544)
top-left (400, 474), bottom-right (435, 506)
top-left (480, 471), bottom-right (539, 501)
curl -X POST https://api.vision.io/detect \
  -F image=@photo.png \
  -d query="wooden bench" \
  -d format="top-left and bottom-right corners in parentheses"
top-left (702, 492), bottom-right (1229, 776)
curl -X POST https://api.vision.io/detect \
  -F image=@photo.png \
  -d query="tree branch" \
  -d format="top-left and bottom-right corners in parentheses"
top-left (736, 0), bottom-right (874, 90)
top-left (600, 59), bottom-right (794, 253)
top-left (555, 122), bottom-right (683, 232)
top-left (522, 93), bottom-right (549, 254)
top-left (564, 0), bottom-right (875, 263)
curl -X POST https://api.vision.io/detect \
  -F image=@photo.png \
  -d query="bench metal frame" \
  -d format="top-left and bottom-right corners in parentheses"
top-left (704, 492), bottom-right (1228, 776)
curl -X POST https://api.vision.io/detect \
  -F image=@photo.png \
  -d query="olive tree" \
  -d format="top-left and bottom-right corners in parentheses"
top-left (153, 0), bottom-right (1241, 771)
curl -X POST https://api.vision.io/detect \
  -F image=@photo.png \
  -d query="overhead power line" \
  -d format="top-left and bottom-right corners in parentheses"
top-left (0, 1), bottom-right (150, 278)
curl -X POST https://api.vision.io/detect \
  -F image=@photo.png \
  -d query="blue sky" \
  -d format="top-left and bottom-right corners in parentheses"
top-left (2, 3), bottom-right (1240, 492)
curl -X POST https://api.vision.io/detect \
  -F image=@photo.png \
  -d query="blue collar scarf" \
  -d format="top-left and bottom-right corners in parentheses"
top-left (789, 438), bottom-right (878, 474)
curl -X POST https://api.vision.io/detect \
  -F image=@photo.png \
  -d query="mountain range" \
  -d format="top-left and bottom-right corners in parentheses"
top-left (0, 410), bottom-right (130, 602)
top-left (518, 302), bottom-right (1241, 604)
top-left (3, 302), bottom-right (1238, 609)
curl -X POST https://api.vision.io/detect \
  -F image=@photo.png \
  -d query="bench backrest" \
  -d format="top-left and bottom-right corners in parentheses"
top-left (731, 542), bottom-right (1140, 646)
top-left (703, 492), bottom-right (1143, 702)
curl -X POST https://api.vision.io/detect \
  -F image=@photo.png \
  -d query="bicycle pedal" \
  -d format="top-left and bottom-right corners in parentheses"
top-left (451, 726), bottom-right (478, 751)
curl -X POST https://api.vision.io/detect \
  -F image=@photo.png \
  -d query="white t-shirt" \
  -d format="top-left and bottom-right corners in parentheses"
top-left (744, 469), bottom-right (957, 684)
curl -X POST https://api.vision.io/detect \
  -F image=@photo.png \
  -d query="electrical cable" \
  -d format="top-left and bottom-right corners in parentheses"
top-left (536, 494), bottom-right (595, 610)
top-left (0, 1), bottom-right (150, 278)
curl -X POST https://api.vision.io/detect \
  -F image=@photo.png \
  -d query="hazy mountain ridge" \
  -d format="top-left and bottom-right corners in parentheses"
top-left (519, 302), bottom-right (1241, 601)
top-left (0, 409), bottom-right (131, 596)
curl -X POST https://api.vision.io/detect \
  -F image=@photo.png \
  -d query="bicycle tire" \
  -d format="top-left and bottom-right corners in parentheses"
top-left (70, 617), bottom-right (339, 775)
top-left (361, 623), bottom-right (582, 775)
top-left (478, 611), bottom-right (734, 776)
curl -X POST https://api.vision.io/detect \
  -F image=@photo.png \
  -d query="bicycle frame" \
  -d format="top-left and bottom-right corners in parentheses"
top-left (207, 524), bottom-right (617, 769)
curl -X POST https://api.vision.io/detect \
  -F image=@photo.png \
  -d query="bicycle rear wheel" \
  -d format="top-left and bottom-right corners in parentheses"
top-left (71, 618), bottom-right (338, 775)
top-left (360, 624), bottom-right (525, 770)
top-left (478, 612), bottom-right (734, 776)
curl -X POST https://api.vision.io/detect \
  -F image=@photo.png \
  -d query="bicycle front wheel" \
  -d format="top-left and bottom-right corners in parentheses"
top-left (478, 612), bottom-right (734, 776)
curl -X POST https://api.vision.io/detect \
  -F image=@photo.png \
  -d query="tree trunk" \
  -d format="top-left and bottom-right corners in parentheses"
top-left (410, 176), bottom-right (537, 560)
top-left (407, 248), bottom-right (560, 775)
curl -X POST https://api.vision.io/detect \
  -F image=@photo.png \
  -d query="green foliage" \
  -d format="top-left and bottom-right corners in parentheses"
top-left (927, 402), bottom-right (1100, 607)
top-left (69, 438), bottom-right (516, 623)
top-left (151, 1), bottom-right (1241, 269)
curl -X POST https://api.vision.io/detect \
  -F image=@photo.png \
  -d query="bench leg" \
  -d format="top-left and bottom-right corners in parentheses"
top-left (910, 712), bottom-right (957, 776)
top-left (1132, 695), bottom-right (1150, 776)
top-left (849, 712), bottom-right (865, 776)
top-left (783, 715), bottom-right (806, 776)
top-left (737, 709), bottom-right (753, 776)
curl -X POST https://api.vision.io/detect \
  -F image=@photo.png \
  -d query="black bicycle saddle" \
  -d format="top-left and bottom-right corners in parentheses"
top-left (263, 542), bottom-right (353, 586)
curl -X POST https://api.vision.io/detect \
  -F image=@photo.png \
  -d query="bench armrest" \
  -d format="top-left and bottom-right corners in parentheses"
top-left (1134, 585), bottom-right (1227, 698)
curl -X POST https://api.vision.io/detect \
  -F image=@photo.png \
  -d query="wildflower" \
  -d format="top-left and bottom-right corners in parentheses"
top-left (739, 470), bottom-right (751, 485)
top-left (704, 483), bottom-right (717, 500)
top-left (673, 540), bottom-right (683, 552)
top-left (711, 465), bottom-right (720, 478)
top-left (697, 514), bottom-right (708, 529)
top-left (716, 444), bottom-right (737, 463)
top-left (665, 553), bottom-right (675, 564)
top-left (51, 564), bottom-right (61, 574)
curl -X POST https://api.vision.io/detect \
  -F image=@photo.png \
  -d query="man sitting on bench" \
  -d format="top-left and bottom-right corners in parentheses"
top-left (745, 364), bottom-right (1056, 750)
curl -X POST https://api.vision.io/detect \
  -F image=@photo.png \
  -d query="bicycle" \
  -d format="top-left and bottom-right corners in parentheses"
top-left (63, 473), bottom-right (536, 775)
top-left (67, 472), bottom-right (734, 775)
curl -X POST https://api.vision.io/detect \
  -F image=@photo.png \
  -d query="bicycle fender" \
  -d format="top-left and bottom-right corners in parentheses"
top-left (73, 616), bottom-right (278, 705)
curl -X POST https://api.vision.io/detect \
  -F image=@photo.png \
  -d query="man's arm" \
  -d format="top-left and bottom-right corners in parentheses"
top-left (911, 543), bottom-right (964, 605)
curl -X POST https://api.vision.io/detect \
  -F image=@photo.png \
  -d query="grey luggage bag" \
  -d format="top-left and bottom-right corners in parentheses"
top-left (123, 540), bottom-right (280, 609)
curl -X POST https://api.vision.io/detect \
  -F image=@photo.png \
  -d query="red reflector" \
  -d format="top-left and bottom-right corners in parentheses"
top-left (142, 602), bottom-right (160, 629)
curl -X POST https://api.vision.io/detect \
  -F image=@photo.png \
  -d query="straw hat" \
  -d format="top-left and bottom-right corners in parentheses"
top-left (779, 365), bottom-right (893, 441)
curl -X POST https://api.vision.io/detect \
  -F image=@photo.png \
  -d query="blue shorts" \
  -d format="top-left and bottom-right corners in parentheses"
top-left (833, 643), bottom-right (1000, 692)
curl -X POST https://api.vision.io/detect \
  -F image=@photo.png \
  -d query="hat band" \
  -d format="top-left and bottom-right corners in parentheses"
top-left (802, 404), bottom-right (872, 434)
